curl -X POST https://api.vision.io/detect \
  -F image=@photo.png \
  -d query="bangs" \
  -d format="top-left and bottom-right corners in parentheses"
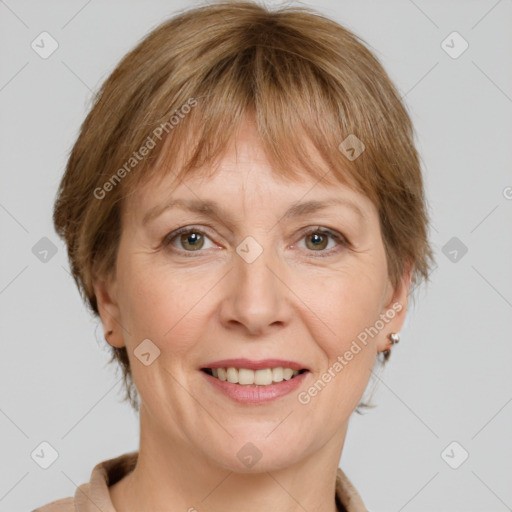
top-left (117, 31), bottom-right (379, 205)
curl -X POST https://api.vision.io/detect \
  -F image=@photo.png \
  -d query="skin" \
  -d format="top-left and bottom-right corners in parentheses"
top-left (94, 114), bottom-right (411, 512)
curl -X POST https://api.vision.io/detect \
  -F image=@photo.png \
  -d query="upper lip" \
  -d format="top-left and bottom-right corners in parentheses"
top-left (201, 358), bottom-right (310, 371)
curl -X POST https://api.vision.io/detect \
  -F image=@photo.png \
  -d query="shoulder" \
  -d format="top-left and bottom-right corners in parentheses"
top-left (30, 451), bottom-right (138, 512)
top-left (336, 467), bottom-right (368, 512)
top-left (31, 496), bottom-right (75, 512)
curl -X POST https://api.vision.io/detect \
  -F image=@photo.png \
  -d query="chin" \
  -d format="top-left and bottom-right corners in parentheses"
top-left (201, 433), bottom-right (309, 474)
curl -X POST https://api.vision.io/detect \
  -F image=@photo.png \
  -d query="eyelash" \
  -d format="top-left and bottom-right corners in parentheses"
top-left (162, 225), bottom-right (350, 258)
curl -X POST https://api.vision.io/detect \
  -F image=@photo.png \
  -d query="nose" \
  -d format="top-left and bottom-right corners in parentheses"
top-left (218, 239), bottom-right (293, 336)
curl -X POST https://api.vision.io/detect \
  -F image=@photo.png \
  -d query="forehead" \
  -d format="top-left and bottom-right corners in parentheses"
top-left (123, 114), bottom-right (374, 226)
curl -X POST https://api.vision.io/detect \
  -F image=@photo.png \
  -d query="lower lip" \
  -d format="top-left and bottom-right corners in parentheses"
top-left (201, 370), bottom-right (309, 404)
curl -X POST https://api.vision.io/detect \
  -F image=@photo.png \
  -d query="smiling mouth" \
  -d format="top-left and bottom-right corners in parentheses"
top-left (201, 367), bottom-right (309, 386)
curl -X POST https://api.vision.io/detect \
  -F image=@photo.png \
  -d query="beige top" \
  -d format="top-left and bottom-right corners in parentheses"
top-left (32, 451), bottom-right (368, 512)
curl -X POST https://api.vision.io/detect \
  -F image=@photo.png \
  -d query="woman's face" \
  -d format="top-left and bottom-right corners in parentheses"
top-left (95, 116), bottom-right (410, 472)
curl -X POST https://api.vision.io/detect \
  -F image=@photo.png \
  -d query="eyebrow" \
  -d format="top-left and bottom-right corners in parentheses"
top-left (142, 197), bottom-right (366, 227)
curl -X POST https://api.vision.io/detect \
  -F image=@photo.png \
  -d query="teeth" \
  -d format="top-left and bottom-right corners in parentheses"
top-left (239, 368), bottom-right (255, 385)
top-left (272, 367), bottom-right (283, 382)
top-left (208, 367), bottom-right (302, 386)
top-left (283, 368), bottom-right (294, 380)
top-left (226, 367), bottom-right (238, 383)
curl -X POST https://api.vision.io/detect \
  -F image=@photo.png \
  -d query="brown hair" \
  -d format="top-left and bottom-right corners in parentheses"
top-left (53, 0), bottom-right (434, 412)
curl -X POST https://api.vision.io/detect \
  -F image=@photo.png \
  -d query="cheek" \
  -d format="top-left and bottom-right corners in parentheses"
top-left (118, 258), bottom-right (214, 351)
top-left (304, 273), bottom-right (388, 408)
top-left (316, 266), bottom-right (387, 341)
top-left (304, 274), bottom-right (384, 413)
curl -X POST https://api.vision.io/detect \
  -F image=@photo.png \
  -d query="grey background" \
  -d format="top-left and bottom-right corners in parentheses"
top-left (1, 1), bottom-right (511, 511)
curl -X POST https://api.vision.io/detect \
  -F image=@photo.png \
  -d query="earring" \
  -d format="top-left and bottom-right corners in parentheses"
top-left (389, 333), bottom-right (400, 345)
top-left (382, 332), bottom-right (400, 361)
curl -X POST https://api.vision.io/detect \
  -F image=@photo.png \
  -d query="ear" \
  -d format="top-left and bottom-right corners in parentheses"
top-left (93, 272), bottom-right (126, 349)
top-left (376, 261), bottom-right (413, 354)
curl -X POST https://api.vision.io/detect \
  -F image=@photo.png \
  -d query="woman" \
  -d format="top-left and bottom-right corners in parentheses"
top-left (33, 1), bottom-right (433, 511)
